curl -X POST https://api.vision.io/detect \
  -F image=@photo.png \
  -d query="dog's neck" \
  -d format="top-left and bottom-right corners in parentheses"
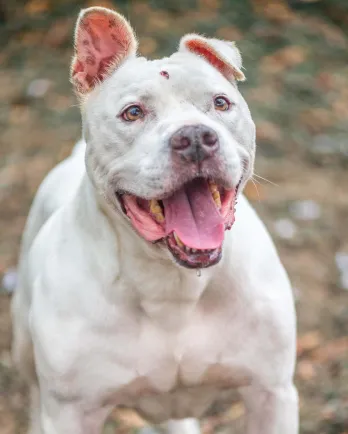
top-left (75, 174), bottom-right (216, 328)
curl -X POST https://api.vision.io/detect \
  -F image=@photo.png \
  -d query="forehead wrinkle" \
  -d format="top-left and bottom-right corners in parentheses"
top-left (115, 84), bottom-right (153, 100)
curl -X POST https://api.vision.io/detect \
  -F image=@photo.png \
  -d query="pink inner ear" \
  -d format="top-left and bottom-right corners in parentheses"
top-left (187, 40), bottom-right (225, 73)
top-left (186, 39), bottom-right (238, 80)
top-left (72, 12), bottom-right (131, 91)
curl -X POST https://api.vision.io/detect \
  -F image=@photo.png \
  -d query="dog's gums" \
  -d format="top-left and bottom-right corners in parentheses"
top-left (118, 177), bottom-right (240, 268)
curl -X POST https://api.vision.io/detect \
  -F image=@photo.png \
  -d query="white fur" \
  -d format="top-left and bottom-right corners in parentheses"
top-left (11, 9), bottom-right (298, 434)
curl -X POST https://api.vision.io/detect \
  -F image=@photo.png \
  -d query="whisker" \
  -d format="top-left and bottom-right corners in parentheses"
top-left (253, 173), bottom-right (278, 187)
top-left (250, 178), bottom-right (261, 202)
top-left (250, 176), bottom-right (261, 185)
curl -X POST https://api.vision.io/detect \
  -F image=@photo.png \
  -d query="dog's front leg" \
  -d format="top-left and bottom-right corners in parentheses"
top-left (240, 383), bottom-right (298, 434)
top-left (39, 390), bottom-right (109, 434)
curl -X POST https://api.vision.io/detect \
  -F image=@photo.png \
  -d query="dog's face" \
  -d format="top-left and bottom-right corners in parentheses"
top-left (71, 7), bottom-right (255, 269)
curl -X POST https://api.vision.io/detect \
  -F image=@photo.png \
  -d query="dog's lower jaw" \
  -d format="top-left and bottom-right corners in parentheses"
top-left (112, 206), bottom-right (225, 270)
top-left (165, 233), bottom-right (223, 269)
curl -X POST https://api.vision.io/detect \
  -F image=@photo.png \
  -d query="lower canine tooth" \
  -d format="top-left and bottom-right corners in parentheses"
top-left (174, 232), bottom-right (184, 248)
top-left (150, 199), bottom-right (164, 223)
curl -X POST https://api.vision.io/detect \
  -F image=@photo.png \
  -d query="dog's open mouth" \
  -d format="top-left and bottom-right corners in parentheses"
top-left (117, 177), bottom-right (239, 269)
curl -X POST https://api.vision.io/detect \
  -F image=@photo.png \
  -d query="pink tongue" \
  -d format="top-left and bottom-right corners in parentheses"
top-left (163, 179), bottom-right (224, 249)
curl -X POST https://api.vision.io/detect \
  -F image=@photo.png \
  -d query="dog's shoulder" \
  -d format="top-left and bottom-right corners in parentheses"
top-left (19, 140), bottom-right (86, 261)
top-left (38, 139), bottom-right (86, 219)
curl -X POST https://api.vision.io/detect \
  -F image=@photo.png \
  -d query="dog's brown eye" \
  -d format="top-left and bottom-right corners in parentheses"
top-left (122, 105), bottom-right (144, 122)
top-left (214, 96), bottom-right (230, 111)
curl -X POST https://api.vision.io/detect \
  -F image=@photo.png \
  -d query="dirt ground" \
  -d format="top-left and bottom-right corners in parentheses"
top-left (1, 1), bottom-right (348, 433)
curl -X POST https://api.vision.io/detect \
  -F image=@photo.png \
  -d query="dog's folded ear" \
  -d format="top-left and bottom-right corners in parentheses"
top-left (179, 34), bottom-right (245, 82)
top-left (71, 7), bottom-right (137, 95)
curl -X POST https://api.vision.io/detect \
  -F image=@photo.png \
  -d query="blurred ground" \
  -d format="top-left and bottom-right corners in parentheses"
top-left (1, 0), bottom-right (348, 433)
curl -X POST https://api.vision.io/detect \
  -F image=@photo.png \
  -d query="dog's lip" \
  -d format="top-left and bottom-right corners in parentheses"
top-left (115, 175), bottom-right (242, 268)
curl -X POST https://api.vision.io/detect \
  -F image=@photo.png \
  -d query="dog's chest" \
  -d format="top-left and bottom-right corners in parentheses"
top-left (98, 300), bottom-right (251, 421)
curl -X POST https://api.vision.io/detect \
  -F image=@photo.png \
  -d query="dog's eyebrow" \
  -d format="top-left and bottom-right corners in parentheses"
top-left (116, 87), bottom-right (156, 103)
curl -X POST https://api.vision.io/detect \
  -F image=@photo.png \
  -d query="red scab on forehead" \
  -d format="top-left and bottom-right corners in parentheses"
top-left (160, 70), bottom-right (169, 79)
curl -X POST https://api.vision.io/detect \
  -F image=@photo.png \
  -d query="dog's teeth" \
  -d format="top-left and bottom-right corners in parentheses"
top-left (173, 232), bottom-right (184, 248)
top-left (149, 199), bottom-right (164, 223)
top-left (208, 180), bottom-right (221, 209)
top-left (173, 233), bottom-right (198, 253)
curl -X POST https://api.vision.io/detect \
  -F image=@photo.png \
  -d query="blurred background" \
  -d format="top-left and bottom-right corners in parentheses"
top-left (0, 0), bottom-right (348, 432)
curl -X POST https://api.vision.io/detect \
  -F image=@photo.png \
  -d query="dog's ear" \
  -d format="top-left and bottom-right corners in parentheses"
top-left (71, 7), bottom-right (137, 95)
top-left (179, 34), bottom-right (245, 82)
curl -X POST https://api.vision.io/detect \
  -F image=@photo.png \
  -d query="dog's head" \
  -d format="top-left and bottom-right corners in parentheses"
top-left (71, 7), bottom-right (255, 269)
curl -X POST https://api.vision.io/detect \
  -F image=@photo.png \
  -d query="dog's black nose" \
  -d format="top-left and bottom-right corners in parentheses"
top-left (170, 125), bottom-right (219, 163)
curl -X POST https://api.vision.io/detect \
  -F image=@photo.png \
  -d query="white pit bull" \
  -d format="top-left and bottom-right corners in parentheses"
top-left (11, 7), bottom-right (298, 434)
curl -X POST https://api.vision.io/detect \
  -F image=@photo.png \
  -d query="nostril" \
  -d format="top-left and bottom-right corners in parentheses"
top-left (171, 133), bottom-right (191, 151)
top-left (202, 131), bottom-right (218, 147)
top-left (180, 137), bottom-right (191, 149)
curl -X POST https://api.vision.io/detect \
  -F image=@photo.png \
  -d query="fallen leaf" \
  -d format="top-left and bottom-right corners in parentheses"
top-left (216, 26), bottom-right (243, 42)
top-left (304, 17), bottom-right (347, 48)
top-left (0, 410), bottom-right (15, 434)
top-left (251, 0), bottom-right (296, 23)
top-left (9, 105), bottom-right (31, 125)
top-left (45, 19), bottom-right (72, 48)
top-left (25, 0), bottom-right (49, 15)
top-left (297, 331), bottom-right (322, 356)
top-left (332, 98), bottom-right (348, 121)
top-left (256, 121), bottom-right (283, 143)
top-left (297, 360), bottom-right (317, 381)
top-left (300, 108), bottom-right (334, 134)
top-left (198, 0), bottom-right (221, 11)
top-left (146, 11), bottom-right (171, 32)
top-left (139, 37), bottom-right (158, 56)
top-left (260, 46), bottom-right (307, 75)
top-left (86, 0), bottom-right (115, 8)
top-left (246, 85), bottom-right (279, 105)
top-left (311, 337), bottom-right (348, 363)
